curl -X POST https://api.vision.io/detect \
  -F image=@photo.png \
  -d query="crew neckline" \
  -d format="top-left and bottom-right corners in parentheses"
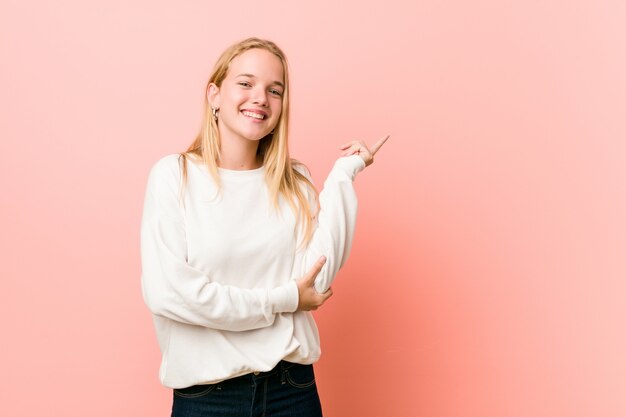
top-left (217, 164), bottom-right (264, 173)
top-left (187, 155), bottom-right (264, 178)
top-left (217, 164), bottom-right (265, 179)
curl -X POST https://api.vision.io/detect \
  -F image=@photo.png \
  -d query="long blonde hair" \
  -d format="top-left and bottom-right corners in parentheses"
top-left (180, 37), bottom-right (317, 246)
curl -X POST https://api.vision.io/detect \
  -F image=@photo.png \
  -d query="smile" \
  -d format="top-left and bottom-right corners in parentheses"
top-left (241, 110), bottom-right (266, 120)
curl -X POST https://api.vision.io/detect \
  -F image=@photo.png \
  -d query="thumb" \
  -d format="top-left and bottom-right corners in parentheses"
top-left (305, 256), bottom-right (326, 284)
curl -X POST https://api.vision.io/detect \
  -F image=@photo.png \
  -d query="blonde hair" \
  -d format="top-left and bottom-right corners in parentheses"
top-left (180, 37), bottom-right (318, 246)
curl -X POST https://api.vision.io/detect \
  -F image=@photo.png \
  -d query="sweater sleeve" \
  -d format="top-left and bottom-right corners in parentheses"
top-left (299, 155), bottom-right (366, 293)
top-left (140, 156), bottom-right (299, 331)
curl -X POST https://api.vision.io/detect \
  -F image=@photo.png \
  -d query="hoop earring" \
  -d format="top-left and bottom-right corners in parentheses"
top-left (211, 107), bottom-right (219, 120)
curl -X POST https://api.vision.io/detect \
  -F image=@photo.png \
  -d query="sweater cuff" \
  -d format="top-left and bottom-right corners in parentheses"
top-left (333, 155), bottom-right (366, 180)
top-left (269, 280), bottom-right (299, 313)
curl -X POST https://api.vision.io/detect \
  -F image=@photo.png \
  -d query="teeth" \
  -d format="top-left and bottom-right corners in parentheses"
top-left (242, 111), bottom-right (265, 120)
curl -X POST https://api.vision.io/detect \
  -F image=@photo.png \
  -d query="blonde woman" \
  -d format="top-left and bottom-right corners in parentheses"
top-left (141, 37), bottom-right (388, 417)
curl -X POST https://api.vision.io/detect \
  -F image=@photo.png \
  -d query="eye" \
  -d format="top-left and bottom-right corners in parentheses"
top-left (269, 88), bottom-right (283, 97)
top-left (238, 81), bottom-right (252, 88)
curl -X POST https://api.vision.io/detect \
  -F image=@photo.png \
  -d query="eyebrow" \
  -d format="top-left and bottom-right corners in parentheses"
top-left (236, 73), bottom-right (284, 88)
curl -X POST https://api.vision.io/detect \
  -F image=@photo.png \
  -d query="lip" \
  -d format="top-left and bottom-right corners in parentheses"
top-left (240, 108), bottom-right (269, 121)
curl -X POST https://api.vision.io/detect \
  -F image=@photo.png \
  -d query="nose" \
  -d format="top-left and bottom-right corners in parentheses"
top-left (252, 86), bottom-right (269, 107)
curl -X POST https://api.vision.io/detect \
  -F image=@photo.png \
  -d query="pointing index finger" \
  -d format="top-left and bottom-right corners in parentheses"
top-left (370, 134), bottom-right (390, 155)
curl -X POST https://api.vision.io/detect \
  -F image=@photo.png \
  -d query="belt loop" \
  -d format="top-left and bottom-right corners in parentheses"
top-left (280, 361), bottom-right (286, 385)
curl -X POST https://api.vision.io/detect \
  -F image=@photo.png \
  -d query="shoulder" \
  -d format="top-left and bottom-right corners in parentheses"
top-left (148, 153), bottom-right (194, 182)
top-left (150, 154), bottom-right (183, 175)
top-left (291, 159), bottom-right (312, 179)
top-left (290, 159), bottom-right (318, 207)
top-left (146, 154), bottom-right (185, 193)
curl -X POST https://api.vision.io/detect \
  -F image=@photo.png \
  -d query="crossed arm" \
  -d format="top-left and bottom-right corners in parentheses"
top-left (141, 135), bottom-right (390, 328)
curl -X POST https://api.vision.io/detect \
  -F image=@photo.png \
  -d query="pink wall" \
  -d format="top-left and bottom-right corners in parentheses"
top-left (2, 1), bottom-right (625, 416)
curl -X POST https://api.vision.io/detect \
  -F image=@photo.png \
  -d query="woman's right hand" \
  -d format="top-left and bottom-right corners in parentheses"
top-left (296, 256), bottom-right (333, 311)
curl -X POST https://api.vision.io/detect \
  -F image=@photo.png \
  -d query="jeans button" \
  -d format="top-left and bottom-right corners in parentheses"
top-left (253, 372), bottom-right (260, 375)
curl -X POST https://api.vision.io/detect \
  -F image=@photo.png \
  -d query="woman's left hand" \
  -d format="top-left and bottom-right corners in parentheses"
top-left (339, 134), bottom-right (390, 167)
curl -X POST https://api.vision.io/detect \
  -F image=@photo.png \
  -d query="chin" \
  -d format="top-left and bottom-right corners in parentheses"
top-left (241, 129), bottom-right (272, 142)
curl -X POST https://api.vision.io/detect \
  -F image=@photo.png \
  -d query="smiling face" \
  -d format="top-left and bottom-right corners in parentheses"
top-left (208, 48), bottom-right (285, 145)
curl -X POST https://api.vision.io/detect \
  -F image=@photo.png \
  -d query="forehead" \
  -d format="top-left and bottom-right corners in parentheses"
top-left (227, 48), bottom-right (284, 83)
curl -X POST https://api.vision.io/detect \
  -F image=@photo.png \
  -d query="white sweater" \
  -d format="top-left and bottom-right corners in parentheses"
top-left (141, 153), bottom-right (365, 388)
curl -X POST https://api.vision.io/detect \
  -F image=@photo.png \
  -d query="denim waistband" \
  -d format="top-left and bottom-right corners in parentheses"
top-left (246, 360), bottom-right (300, 379)
top-left (171, 361), bottom-right (321, 416)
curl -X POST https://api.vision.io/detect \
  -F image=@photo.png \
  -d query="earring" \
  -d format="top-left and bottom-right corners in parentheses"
top-left (211, 107), bottom-right (219, 120)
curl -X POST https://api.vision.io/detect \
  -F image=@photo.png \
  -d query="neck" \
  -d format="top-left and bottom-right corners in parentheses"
top-left (218, 133), bottom-right (263, 170)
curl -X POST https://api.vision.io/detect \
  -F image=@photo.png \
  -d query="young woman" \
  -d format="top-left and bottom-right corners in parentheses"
top-left (141, 37), bottom-right (388, 417)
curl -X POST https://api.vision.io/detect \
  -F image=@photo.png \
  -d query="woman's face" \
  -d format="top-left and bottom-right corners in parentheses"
top-left (209, 48), bottom-right (284, 144)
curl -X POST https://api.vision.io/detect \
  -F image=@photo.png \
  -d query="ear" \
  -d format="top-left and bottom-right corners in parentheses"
top-left (207, 83), bottom-right (221, 109)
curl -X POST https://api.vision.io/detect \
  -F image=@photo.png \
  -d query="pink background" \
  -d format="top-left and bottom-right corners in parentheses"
top-left (2, 0), bottom-right (625, 416)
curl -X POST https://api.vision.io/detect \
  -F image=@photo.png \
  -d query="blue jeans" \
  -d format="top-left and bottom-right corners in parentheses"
top-left (171, 361), bottom-right (323, 417)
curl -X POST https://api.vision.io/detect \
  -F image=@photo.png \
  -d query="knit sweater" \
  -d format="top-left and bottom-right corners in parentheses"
top-left (140, 153), bottom-right (365, 388)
